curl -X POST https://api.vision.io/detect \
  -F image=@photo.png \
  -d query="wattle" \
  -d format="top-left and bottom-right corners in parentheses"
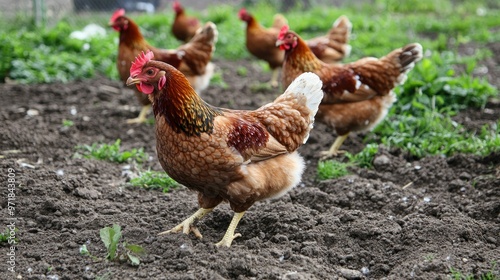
top-left (138, 82), bottom-right (154, 94)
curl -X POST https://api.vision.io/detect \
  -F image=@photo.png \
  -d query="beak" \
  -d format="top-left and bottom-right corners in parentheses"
top-left (276, 40), bottom-right (283, 47)
top-left (126, 77), bottom-right (140, 86)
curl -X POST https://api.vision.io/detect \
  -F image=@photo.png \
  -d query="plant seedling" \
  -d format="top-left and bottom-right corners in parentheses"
top-left (100, 224), bottom-right (145, 266)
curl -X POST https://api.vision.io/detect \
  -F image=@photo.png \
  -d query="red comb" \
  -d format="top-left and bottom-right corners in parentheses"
top-left (278, 25), bottom-right (289, 40)
top-left (130, 50), bottom-right (154, 77)
top-left (110, 8), bottom-right (125, 23)
top-left (173, 1), bottom-right (181, 11)
top-left (238, 8), bottom-right (247, 17)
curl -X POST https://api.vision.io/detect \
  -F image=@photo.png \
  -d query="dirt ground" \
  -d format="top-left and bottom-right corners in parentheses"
top-left (1, 50), bottom-right (499, 279)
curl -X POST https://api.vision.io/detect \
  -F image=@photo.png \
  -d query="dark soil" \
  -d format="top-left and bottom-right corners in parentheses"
top-left (1, 54), bottom-right (499, 280)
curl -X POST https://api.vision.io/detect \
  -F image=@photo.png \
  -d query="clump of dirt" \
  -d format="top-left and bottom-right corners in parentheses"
top-left (0, 57), bottom-right (499, 279)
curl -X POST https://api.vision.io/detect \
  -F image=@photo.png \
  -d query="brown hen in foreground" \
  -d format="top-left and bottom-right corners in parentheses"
top-left (109, 9), bottom-right (217, 123)
top-left (277, 25), bottom-right (423, 158)
top-left (238, 8), bottom-right (351, 87)
top-left (126, 51), bottom-right (323, 247)
top-left (171, 0), bottom-right (202, 42)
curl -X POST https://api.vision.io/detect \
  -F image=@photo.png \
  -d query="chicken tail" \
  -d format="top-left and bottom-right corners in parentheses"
top-left (390, 43), bottom-right (423, 85)
top-left (330, 15), bottom-right (352, 56)
top-left (283, 72), bottom-right (324, 143)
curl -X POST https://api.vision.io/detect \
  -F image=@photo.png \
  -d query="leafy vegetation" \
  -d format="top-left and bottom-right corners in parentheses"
top-left (74, 139), bottom-right (148, 164)
top-left (0, 228), bottom-right (10, 243)
top-left (346, 143), bottom-right (379, 168)
top-left (80, 225), bottom-right (145, 265)
top-left (130, 170), bottom-right (179, 193)
top-left (449, 261), bottom-right (498, 280)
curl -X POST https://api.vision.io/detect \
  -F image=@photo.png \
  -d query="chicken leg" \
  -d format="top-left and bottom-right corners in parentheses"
top-left (215, 211), bottom-right (245, 247)
top-left (158, 207), bottom-right (213, 238)
top-left (320, 133), bottom-right (349, 158)
top-left (126, 104), bottom-right (151, 124)
top-left (269, 69), bottom-right (280, 88)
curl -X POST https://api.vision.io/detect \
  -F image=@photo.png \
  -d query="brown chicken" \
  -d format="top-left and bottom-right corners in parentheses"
top-left (238, 9), bottom-right (351, 87)
top-left (171, 0), bottom-right (202, 42)
top-left (277, 25), bottom-right (423, 158)
top-left (238, 8), bottom-right (288, 87)
top-left (126, 50), bottom-right (324, 247)
top-left (306, 15), bottom-right (352, 64)
top-left (109, 8), bottom-right (217, 123)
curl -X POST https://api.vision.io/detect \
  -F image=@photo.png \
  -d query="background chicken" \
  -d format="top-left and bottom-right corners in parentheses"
top-left (238, 8), bottom-right (288, 87)
top-left (277, 25), bottom-right (423, 158)
top-left (171, 0), bottom-right (202, 42)
top-left (109, 9), bottom-right (217, 123)
top-left (126, 50), bottom-right (324, 247)
top-left (306, 15), bottom-right (352, 64)
top-left (238, 8), bottom-right (351, 87)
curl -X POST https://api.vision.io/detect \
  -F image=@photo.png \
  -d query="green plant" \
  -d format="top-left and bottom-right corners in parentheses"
top-left (95, 272), bottom-right (113, 280)
top-left (62, 119), bottom-right (74, 127)
top-left (100, 224), bottom-right (145, 265)
top-left (375, 112), bottom-right (500, 158)
top-left (317, 160), bottom-right (350, 180)
top-left (237, 66), bottom-right (248, 77)
top-left (130, 170), bottom-right (178, 193)
top-left (209, 71), bottom-right (228, 89)
top-left (0, 227), bottom-right (18, 244)
top-left (0, 228), bottom-right (9, 243)
top-left (74, 139), bottom-right (148, 164)
top-left (449, 261), bottom-right (498, 280)
top-left (394, 51), bottom-right (497, 117)
top-left (345, 143), bottom-right (379, 168)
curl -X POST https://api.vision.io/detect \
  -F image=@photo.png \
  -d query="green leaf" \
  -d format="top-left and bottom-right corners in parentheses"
top-left (127, 253), bottom-right (140, 266)
top-left (124, 243), bottom-right (145, 255)
top-left (100, 224), bottom-right (122, 260)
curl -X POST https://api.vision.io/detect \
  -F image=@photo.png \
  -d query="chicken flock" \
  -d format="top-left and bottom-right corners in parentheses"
top-left (109, 2), bottom-right (423, 247)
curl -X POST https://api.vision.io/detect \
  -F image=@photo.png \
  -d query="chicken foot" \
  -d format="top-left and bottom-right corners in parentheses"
top-left (158, 207), bottom-right (213, 238)
top-left (126, 104), bottom-right (151, 124)
top-left (320, 133), bottom-right (349, 159)
top-left (215, 211), bottom-right (245, 247)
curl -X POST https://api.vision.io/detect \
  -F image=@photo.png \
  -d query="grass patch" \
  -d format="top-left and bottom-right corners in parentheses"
top-left (74, 139), bottom-right (148, 164)
top-left (317, 160), bottom-right (350, 180)
top-left (375, 112), bottom-right (500, 158)
top-left (130, 170), bottom-right (178, 193)
top-left (449, 261), bottom-right (498, 280)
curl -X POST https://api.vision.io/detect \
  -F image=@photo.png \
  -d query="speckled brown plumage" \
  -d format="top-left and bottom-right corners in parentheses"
top-left (127, 55), bottom-right (323, 246)
top-left (142, 62), bottom-right (319, 211)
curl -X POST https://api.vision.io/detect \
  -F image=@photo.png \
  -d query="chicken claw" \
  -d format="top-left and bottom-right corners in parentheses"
top-left (158, 208), bottom-right (213, 238)
top-left (215, 211), bottom-right (245, 247)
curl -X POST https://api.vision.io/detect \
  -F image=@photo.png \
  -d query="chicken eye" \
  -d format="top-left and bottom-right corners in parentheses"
top-left (146, 69), bottom-right (154, 75)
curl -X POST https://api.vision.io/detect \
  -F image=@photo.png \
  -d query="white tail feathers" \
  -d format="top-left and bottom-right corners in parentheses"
top-left (284, 72), bottom-right (324, 118)
top-left (283, 72), bottom-right (324, 143)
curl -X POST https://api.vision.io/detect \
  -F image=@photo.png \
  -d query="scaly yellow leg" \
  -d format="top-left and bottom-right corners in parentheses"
top-left (158, 208), bottom-right (213, 239)
top-left (269, 69), bottom-right (280, 88)
top-left (126, 104), bottom-right (151, 124)
top-left (320, 133), bottom-right (349, 158)
top-left (215, 211), bottom-right (245, 247)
